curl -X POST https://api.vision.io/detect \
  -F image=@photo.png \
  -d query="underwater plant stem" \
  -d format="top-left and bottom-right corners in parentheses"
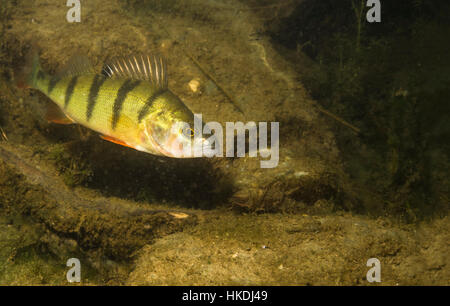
top-left (351, 0), bottom-right (365, 53)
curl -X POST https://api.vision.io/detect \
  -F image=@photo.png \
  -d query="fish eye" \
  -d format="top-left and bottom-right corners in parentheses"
top-left (187, 128), bottom-right (195, 137)
top-left (181, 127), bottom-right (196, 138)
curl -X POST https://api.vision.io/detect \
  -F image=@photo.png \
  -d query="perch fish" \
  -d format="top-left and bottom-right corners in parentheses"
top-left (18, 53), bottom-right (213, 158)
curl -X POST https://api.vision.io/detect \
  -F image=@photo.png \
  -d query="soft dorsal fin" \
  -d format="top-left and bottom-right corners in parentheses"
top-left (101, 54), bottom-right (168, 89)
top-left (57, 54), bottom-right (94, 78)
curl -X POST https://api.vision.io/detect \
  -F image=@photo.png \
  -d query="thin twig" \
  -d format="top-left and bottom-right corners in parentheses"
top-left (0, 127), bottom-right (8, 141)
top-left (316, 106), bottom-right (361, 134)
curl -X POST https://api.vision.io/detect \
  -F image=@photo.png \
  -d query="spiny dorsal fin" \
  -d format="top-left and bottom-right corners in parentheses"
top-left (101, 54), bottom-right (168, 89)
top-left (57, 54), bottom-right (94, 78)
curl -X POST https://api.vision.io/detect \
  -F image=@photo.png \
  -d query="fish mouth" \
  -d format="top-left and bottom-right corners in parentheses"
top-left (149, 132), bottom-right (216, 158)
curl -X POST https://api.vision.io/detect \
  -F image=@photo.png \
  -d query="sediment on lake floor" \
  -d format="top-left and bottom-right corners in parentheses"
top-left (0, 143), bottom-right (197, 260)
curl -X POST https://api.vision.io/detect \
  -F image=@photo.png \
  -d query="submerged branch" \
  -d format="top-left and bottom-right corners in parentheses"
top-left (317, 106), bottom-right (361, 134)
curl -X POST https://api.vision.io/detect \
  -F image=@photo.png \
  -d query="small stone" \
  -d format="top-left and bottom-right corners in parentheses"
top-left (160, 39), bottom-right (173, 51)
top-left (188, 79), bottom-right (201, 93)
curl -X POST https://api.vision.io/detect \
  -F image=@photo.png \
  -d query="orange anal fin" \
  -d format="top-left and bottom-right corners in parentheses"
top-left (100, 135), bottom-right (134, 149)
top-left (46, 102), bottom-right (75, 125)
top-left (49, 118), bottom-right (75, 124)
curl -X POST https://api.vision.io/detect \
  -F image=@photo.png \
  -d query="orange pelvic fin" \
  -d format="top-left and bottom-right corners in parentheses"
top-left (46, 102), bottom-right (75, 125)
top-left (100, 135), bottom-right (134, 149)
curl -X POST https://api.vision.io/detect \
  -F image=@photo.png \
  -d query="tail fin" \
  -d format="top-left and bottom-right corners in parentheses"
top-left (15, 48), bottom-right (43, 89)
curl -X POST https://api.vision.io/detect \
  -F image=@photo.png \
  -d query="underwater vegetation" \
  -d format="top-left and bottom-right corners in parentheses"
top-left (268, 0), bottom-right (450, 221)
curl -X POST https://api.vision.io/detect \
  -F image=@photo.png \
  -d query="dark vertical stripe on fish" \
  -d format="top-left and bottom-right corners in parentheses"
top-left (86, 75), bottom-right (107, 121)
top-left (64, 76), bottom-right (79, 109)
top-left (138, 89), bottom-right (166, 122)
top-left (111, 80), bottom-right (141, 130)
top-left (47, 76), bottom-right (60, 94)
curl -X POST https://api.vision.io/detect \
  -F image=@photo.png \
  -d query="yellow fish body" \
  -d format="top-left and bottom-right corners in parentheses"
top-left (23, 54), bottom-right (211, 157)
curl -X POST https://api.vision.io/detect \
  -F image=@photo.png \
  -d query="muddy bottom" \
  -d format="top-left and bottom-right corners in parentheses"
top-left (1, 208), bottom-right (448, 285)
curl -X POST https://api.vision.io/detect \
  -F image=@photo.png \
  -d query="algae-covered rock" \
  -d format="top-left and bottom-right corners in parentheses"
top-left (0, 143), bottom-right (197, 260)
